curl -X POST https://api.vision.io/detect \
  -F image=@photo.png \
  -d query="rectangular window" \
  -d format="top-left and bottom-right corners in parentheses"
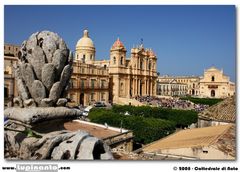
top-left (101, 80), bottom-right (105, 88)
top-left (91, 79), bottom-right (95, 89)
top-left (81, 80), bottom-right (84, 89)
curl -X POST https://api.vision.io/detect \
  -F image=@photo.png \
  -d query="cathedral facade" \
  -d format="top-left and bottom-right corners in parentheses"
top-left (69, 30), bottom-right (158, 106)
top-left (199, 67), bottom-right (235, 98)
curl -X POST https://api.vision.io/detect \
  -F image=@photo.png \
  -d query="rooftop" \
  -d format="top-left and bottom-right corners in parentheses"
top-left (198, 96), bottom-right (236, 123)
top-left (64, 120), bottom-right (124, 139)
top-left (142, 124), bottom-right (235, 156)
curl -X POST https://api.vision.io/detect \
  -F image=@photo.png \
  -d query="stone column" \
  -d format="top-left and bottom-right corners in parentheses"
top-left (138, 79), bottom-right (140, 96)
top-left (126, 76), bottom-right (130, 98)
top-left (134, 78), bottom-right (136, 97)
top-left (145, 79), bottom-right (147, 96)
top-left (113, 75), bottom-right (120, 103)
top-left (146, 79), bottom-right (149, 96)
top-left (153, 81), bottom-right (156, 96)
top-left (150, 80), bottom-right (152, 96)
top-left (136, 79), bottom-right (138, 95)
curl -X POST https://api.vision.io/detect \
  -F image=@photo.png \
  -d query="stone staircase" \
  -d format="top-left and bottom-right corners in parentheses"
top-left (116, 97), bottom-right (144, 106)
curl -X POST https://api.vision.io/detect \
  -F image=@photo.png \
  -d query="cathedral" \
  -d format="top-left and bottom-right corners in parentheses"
top-left (69, 29), bottom-right (158, 106)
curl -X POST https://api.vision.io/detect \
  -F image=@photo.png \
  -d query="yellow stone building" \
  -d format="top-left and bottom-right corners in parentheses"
top-left (69, 30), bottom-right (158, 106)
top-left (4, 44), bottom-right (19, 107)
top-left (199, 67), bottom-right (235, 98)
top-left (157, 76), bottom-right (200, 96)
top-left (157, 66), bottom-right (235, 98)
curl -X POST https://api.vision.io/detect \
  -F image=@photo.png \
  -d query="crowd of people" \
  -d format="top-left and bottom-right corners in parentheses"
top-left (134, 95), bottom-right (209, 112)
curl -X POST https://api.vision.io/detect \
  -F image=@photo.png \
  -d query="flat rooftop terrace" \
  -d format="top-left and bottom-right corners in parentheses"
top-left (64, 120), bottom-right (123, 139)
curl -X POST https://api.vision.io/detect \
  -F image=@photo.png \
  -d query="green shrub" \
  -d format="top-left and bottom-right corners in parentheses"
top-left (112, 105), bottom-right (197, 128)
top-left (180, 97), bottom-right (223, 106)
top-left (89, 108), bottom-right (175, 144)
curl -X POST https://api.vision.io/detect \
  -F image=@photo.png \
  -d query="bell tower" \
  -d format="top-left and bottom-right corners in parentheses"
top-left (109, 38), bottom-right (126, 67)
top-left (109, 38), bottom-right (127, 103)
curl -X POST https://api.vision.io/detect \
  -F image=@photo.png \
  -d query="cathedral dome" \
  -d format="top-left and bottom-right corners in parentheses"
top-left (76, 30), bottom-right (95, 48)
top-left (206, 66), bottom-right (219, 72)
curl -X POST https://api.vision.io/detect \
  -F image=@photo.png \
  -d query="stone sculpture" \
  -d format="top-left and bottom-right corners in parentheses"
top-left (14, 31), bottom-right (72, 107)
top-left (4, 31), bottom-right (113, 160)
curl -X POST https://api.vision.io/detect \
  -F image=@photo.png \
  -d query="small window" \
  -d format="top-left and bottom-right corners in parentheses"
top-left (211, 76), bottom-right (215, 82)
top-left (120, 56), bottom-right (124, 65)
top-left (203, 150), bottom-right (208, 154)
top-left (113, 57), bottom-right (116, 64)
top-left (91, 79), bottom-right (95, 88)
top-left (81, 80), bottom-right (84, 89)
top-left (211, 90), bottom-right (215, 97)
top-left (90, 54), bottom-right (93, 60)
top-left (140, 60), bottom-right (143, 70)
top-left (120, 82), bottom-right (124, 91)
top-left (101, 80), bottom-right (105, 88)
top-left (82, 54), bottom-right (86, 63)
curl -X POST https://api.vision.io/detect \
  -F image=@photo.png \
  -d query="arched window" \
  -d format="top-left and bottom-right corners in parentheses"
top-left (90, 54), bottom-right (93, 60)
top-left (140, 60), bottom-right (143, 70)
top-left (83, 54), bottom-right (86, 63)
top-left (211, 76), bottom-right (215, 82)
top-left (120, 82), bottom-right (124, 94)
top-left (120, 56), bottom-right (124, 65)
top-left (149, 62), bottom-right (151, 70)
top-left (113, 57), bottom-right (116, 64)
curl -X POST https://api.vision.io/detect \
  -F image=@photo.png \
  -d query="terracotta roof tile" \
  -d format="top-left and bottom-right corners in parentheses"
top-left (142, 124), bottom-right (234, 154)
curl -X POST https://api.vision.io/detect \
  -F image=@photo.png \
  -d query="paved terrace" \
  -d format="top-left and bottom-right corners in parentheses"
top-left (64, 120), bottom-right (125, 139)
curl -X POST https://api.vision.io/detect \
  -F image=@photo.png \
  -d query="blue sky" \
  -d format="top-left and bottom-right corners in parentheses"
top-left (4, 5), bottom-right (236, 82)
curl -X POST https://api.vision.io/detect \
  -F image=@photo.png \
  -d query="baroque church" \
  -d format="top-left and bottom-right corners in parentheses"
top-left (69, 30), bottom-right (158, 106)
